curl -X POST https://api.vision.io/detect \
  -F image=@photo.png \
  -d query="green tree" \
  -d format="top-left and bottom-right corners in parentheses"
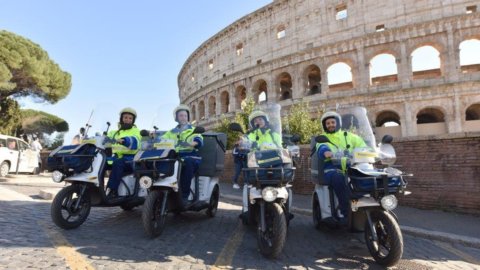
top-left (21, 109), bottom-right (69, 136)
top-left (0, 98), bottom-right (22, 135)
top-left (0, 30), bottom-right (71, 136)
top-left (283, 101), bottom-right (324, 144)
top-left (0, 30), bottom-right (71, 101)
top-left (214, 97), bottom-right (256, 149)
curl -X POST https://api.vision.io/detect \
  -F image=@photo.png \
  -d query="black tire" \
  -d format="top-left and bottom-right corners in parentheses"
top-left (0, 161), bottom-right (10, 177)
top-left (257, 202), bottom-right (287, 259)
top-left (206, 185), bottom-right (219, 217)
top-left (365, 210), bottom-right (403, 267)
top-left (312, 194), bottom-right (323, 230)
top-left (51, 185), bottom-right (91, 229)
top-left (142, 190), bottom-right (168, 238)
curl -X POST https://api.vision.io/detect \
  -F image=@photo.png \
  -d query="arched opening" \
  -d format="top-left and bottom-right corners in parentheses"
top-left (253, 79), bottom-right (268, 103)
top-left (198, 101), bottom-right (205, 120)
top-left (466, 104), bottom-right (480, 120)
top-left (411, 45), bottom-right (442, 79)
top-left (305, 65), bottom-right (321, 95)
top-left (220, 91), bottom-right (230, 113)
top-left (327, 62), bottom-right (353, 90)
top-left (235, 85), bottom-right (247, 110)
top-left (208, 96), bottom-right (216, 117)
top-left (369, 53), bottom-right (398, 85)
top-left (191, 104), bottom-right (196, 122)
top-left (277, 72), bottom-right (293, 101)
top-left (465, 103), bottom-right (480, 132)
top-left (375, 110), bottom-right (402, 139)
top-left (459, 39), bottom-right (480, 73)
top-left (376, 111), bottom-right (401, 127)
top-left (416, 107), bottom-right (447, 136)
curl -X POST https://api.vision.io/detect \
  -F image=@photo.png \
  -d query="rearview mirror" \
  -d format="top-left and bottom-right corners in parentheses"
top-left (140, 129), bottom-right (150, 137)
top-left (315, 135), bottom-right (330, 144)
top-left (381, 134), bottom-right (393, 144)
top-left (228, 123), bottom-right (244, 133)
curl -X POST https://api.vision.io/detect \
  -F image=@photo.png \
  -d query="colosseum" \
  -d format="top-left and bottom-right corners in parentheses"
top-left (178, 0), bottom-right (480, 139)
top-left (177, 0), bottom-right (480, 214)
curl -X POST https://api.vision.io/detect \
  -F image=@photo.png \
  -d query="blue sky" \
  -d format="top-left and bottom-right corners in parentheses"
top-left (1, 0), bottom-right (271, 142)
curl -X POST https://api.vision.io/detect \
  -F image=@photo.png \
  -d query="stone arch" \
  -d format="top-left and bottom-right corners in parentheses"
top-left (235, 85), bottom-right (247, 109)
top-left (253, 79), bottom-right (268, 103)
top-left (416, 107), bottom-right (445, 124)
top-left (277, 72), bottom-right (293, 101)
top-left (466, 103), bottom-right (480, 121)
top-left (327, 62), bottom-right (353, 89)
top-left (369, 53), bottom-right (398, 85)
top-left (208, 96), bottom-right (216, 117)
top-left (465, 103), bottom-right (480, 132)
top-left (416, 107), bottom-right (447, 136)
top-left (220, 91), bottom-right (230, 113)
top-left (459, 39), bottom-right (480, 73)
top-left (411, 45), bottom-right (442, 79)
top-left (191, 104), bottom-right (196, 122)
top-left (374, 110), bottom-right (402, 139)
top-left (304, 64), bottom-right (321, 95)
top-left (375, 110), bottom-right (401, 127)
top-left (198, 100), bottom-right (205, 120)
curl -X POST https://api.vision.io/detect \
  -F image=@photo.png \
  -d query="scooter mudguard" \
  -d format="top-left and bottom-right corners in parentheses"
top-left (151, 161), bottom-right (180, 192)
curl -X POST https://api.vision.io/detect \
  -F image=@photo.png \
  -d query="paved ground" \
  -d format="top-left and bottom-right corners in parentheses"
top-left (0, 174), bottom-right (479, 269)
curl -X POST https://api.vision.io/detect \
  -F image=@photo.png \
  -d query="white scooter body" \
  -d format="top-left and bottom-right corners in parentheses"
top-left (57, 136), bottom-right (148, 198)
top-left (150, 161), bottom-right (218, 202)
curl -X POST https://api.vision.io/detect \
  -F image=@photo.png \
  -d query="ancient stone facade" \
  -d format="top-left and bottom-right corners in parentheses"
top-left (178, 0), bottom-right (480, 139)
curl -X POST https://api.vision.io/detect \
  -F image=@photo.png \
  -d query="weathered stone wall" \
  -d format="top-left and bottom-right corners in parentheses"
top-left (220, 133), bottom-right (480, 215)
top-left (178, 0), bottom-right (480, 137)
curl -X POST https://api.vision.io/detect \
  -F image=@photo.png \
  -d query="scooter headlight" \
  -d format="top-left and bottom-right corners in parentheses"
top-left (139, 176), bottom-right (153, 189)
top-left (381, 195), bottom-right (398, 211)
top-left (52, 170), bottom-right (64, 183)
top-left (261, 187), bottom-right (278, 202)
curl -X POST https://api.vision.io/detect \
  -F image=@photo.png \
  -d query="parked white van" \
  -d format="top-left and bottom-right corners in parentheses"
top-left (0, 134), bottom-right (41, 177)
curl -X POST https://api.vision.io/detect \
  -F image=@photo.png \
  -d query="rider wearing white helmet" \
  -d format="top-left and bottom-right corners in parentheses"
top-left (316, 111), bottom-right (366, 225)
top-left (106, 107), bottom-right (142, 198)
top-left (162, 104), bottom-right (204, 202)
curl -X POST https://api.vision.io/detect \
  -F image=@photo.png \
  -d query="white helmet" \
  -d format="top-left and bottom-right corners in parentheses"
top-left (120, 107), bottom-right (137, 124)
top-left (248, 110), bottom-right (269, 129)
top-left (173, 104), bottom-right (191, 122)
top-left (320, 111), bottom-right (341, 133)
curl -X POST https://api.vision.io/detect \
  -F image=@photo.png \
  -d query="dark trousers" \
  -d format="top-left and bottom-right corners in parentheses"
top-left (107, 157), bottom-right (133, 191)
top-left (325, 171), bottom-right (350, 217)
top-left (180, 157), bottom-right (199, 200)
top-left (232, 158), bottom-right (243, 184)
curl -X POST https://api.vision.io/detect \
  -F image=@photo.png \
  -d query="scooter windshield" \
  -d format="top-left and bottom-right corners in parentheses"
top-left (85, 103), bottom-right (120, 139)
top-left (337, 106), bottom-right (376, 149)
top-left (142, 107), bottom-right (169, 151)
top-left (243, 102), bottom-right (283, 152)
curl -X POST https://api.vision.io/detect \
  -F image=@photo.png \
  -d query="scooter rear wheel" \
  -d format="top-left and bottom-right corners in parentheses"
top-left (142, 190), bottom-right (168, 238)
top-left (51, 185), bottom-right (91, 229)
top-left (364, 210), bottom-right (403, 267)
top-left (206, 185), bottom-right (219, 217)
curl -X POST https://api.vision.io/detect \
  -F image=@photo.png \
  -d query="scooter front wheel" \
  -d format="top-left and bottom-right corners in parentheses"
top-left (51, 185), bottom-right (91, 229)
top-left (257, 202), bottom-right (287, 259)
top-left (142, 190), bottom-right (168, 238)
top-left (364, 210), bottom-right (403, 267)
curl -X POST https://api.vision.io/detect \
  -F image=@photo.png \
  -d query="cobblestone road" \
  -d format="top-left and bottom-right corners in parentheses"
top-left (1, 178), bottom-right (479, 269)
